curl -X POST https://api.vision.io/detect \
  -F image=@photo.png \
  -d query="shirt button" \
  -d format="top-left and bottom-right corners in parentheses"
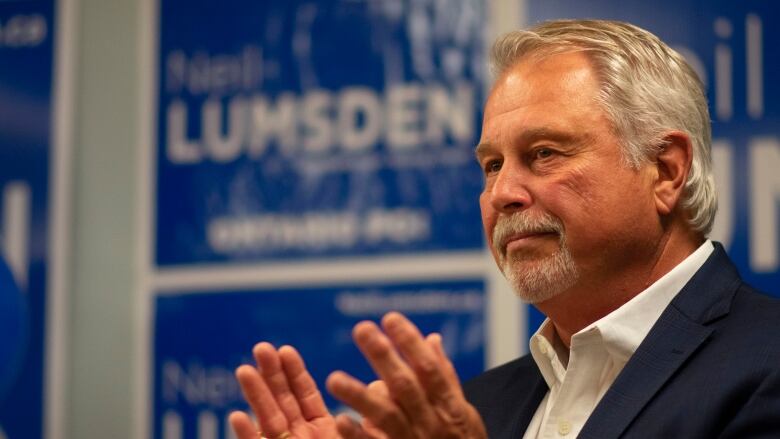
top-left (558, 420), bottom-right (572, 436)
top-left (539, 343), bottom-right (549, 355)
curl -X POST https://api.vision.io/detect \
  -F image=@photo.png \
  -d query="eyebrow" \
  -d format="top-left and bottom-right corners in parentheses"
top-left (474, 141), bottom-right (493, 159)
top-left (474, 128), bottom-right (587, 160)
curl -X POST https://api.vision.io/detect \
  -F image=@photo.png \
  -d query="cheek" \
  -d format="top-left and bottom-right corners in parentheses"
top-left (547, 166), bottom-right (600, 213)
top-left (543, 166), bottom-right (637, 240)
top-left (556, 166), bottom-right (656, 235)
top-left (479, 193), bottom-right (496, 241)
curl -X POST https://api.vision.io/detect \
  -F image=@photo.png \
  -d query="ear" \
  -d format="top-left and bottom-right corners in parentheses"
top-left (653, 131), bottom-right (693, 216)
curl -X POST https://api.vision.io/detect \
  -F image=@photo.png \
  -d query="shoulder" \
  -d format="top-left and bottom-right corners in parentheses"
top-left (724, 282), bottom-right (780, 334)
top-left (718, 282), bottom-right (780, 357)
top-left (676, 279), bottom-right (780, 389)
top-left (677, 244), bottom-right (780, 358)
top-left (731, 282), bottom-right (780, 318)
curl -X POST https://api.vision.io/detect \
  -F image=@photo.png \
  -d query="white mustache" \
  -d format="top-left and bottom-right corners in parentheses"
top-left (493, 212), bottom-right (564, 255)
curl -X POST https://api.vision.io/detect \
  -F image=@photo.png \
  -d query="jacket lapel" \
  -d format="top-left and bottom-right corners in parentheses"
top-left (577, 306), bottom-right (712, 439)
top-left (475, 360), bottom-right (548, 438)
top-left (510, 373), bottom-right (549, 437)
top-left (577, 243), bottom-right (740, 439)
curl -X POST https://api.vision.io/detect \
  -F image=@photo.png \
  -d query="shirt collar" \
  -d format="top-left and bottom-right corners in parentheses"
top-left (530, 319), bottom-right (568, 388)
top-left (530, 240), bottom-right (715, 386)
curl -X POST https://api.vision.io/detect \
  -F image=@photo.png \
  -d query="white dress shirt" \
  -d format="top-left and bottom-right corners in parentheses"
top-left (523, 240), bottom-right (715, 439)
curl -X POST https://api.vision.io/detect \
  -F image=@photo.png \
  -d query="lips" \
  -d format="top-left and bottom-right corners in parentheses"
top-left (500, 231), bottom-right (557, 255)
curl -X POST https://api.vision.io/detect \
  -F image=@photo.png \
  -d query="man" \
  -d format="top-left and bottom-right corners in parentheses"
top-left (229, 20), bottom-right (780, 439)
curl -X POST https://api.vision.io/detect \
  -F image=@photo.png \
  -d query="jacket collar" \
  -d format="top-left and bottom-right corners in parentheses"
top-left (577, 242), bottom-right (740, 439)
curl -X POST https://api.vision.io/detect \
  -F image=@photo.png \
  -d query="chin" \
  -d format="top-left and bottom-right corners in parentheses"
top-left (510, 283), bottom-right (569, 304)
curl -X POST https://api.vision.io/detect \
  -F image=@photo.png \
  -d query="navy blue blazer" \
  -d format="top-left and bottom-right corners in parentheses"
top-left (463, 244), bottom-right (780, 438)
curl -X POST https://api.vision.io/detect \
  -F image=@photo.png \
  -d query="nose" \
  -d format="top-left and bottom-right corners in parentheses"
top-left (487, 161), bottom-right (532, 214)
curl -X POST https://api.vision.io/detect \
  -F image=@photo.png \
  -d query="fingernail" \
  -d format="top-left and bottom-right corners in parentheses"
top-left (353, 320), bottom-right (377, 339)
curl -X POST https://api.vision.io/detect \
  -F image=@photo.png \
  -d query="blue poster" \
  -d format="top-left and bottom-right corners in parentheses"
top-left (153, 280), bottom-right (485, 439)
top-left (154, 0), bottom-right (487, 266)
top-left (525, 0), bottom-right (780, 332)
top-left (0, 256), bottom-right (27, 413)
top-left (0, 1), bottom-right (56, 438)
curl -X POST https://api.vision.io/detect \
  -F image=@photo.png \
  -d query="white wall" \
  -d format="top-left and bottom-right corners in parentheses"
top-left (68, 0), bottom-right (140, 437)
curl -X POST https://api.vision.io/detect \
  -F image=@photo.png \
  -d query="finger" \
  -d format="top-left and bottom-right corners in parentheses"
top-left (228, 411), bottom-right (259, 439)
top-left (362, 380), bottom-right (389, 436)
top-left (360, 417), bottom-right (388, 439)
top-left (235, 365), bottom-right (289, 436)
top-left (426, 333), bottom-right (462, 395)
top-left (335, 414), bottom-right (380, 439)
top-left (352, 321), bottom-right (436, 429)
top-left (422, 333), bottom-right (486, 436)
top-left (366, 380), bottom-right (389, 398)
top-left (382, 313), bottom-right (458, 402)
top-left (326, 371), bottom-right (409, 438)
top-left (278, 345), bottom-right (330, 421)
top-left (335, 414), bottom-right (361, 439)
top-left (254, 343), bottom-right (305, 425)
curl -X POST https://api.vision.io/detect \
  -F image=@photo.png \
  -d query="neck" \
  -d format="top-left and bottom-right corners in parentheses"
top-left (535, 224), bottom-right (703, 348)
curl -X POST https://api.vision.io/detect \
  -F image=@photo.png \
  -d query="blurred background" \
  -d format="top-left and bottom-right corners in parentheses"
top-left (0, 0), bottom-right (777, 438)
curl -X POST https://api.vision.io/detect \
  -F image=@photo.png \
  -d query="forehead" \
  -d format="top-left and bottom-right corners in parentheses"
top-left (479, 51), bottom-right (614, 150)
top-left (484, 51), bottom-right (603, 120)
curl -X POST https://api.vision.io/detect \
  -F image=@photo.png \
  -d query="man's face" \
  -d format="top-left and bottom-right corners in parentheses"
top-left (477, 52), bottom-right (660, 303)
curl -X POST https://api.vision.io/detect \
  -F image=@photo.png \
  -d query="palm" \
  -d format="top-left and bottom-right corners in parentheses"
top-left (288, 415), bottom-right (340, 439)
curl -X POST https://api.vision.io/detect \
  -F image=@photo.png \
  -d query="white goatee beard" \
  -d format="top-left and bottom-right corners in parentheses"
top-left (493, 212), bottom-right (579, 303)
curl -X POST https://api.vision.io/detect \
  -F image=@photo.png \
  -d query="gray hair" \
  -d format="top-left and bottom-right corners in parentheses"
top-left (491, 20), bottom-right (716, 236)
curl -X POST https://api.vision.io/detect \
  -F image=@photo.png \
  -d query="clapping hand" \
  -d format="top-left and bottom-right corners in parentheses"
top-left (229, 343), bottom-right (342, 439)
top-left (230, 312), bottom-right (487, 439)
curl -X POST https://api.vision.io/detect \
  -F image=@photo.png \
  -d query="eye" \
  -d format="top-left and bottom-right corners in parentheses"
top-left (535, 147), bottom-right (554, 159)
top-left (484, 159), bottom-right (502, 174)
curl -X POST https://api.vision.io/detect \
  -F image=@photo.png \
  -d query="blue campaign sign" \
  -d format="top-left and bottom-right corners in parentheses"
top-left (154, 0), bottom-right (487, 266)
top-left (525, 0), bottom-right (780, 333)
top-left (153, 280), bottom-right (485, 439)
top-left (0, 1), bottom-right (56, 438)
top-left (0, 256), bottom-right (27, 405)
